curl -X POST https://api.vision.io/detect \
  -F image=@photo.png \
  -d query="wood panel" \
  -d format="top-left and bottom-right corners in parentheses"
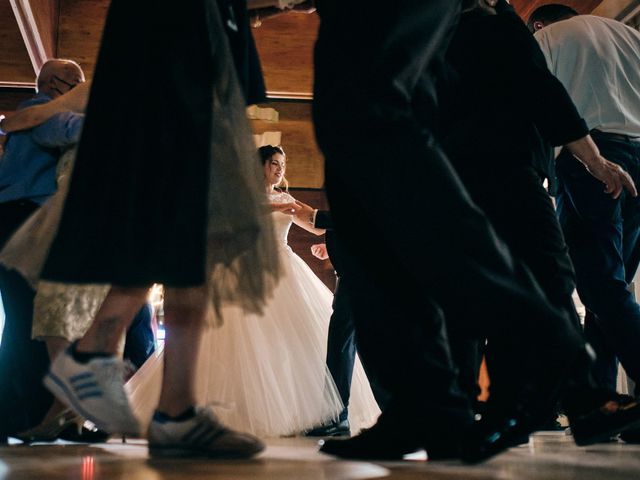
top-left (10, 0), bottom-right (60, 70)
top-left (0, 0), bottom-right (36, 86)
top-left (512, 0), bottom-right (605, 20)
top-left (251, 100), bottom-right (324, 188)
top-left (252, 12), bottom-right (318, 98)
top-left (57, 0), bottom-right (109, 80)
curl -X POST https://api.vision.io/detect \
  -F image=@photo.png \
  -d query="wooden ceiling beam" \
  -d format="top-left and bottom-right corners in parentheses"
top-left (10, 0), bottom-right (59, 74)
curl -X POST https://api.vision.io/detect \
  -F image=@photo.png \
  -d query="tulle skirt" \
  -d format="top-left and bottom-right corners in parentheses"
top-left (127, 246), bottom-right (380, 437)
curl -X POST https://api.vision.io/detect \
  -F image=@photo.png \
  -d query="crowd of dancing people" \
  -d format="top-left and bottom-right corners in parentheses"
top-left (1, 0), bottom-right (640, 464)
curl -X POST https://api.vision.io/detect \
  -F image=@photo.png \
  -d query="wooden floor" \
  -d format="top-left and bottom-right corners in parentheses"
top-left (1, 432), bottom-right (639, 480)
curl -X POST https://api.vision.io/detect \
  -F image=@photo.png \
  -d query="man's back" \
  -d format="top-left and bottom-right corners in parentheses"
top-left (535, 15), bottom-right (640, 136)
top-left (0, 94), bottom-right (84, 205)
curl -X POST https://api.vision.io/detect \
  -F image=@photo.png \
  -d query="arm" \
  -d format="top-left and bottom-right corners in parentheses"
top-left (566, 136), bottom-right (637, 199)
top-left (31, 111), bottom-right (85, 148)
top-left (287, 197), bottom-right (325, 235)
top-left (0, 81), bottom-right (90, 134)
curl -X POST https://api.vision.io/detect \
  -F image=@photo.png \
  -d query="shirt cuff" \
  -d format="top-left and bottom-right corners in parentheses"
top-left (311, 209), bottom-right (318, 226)
top-left (0, 115), bottom-right (6, 136)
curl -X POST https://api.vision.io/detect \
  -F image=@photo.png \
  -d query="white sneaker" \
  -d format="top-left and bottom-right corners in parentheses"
top-left (44, 348), bottom-right (140, 436)
top-left (148, 406), bottom-right (265, 459)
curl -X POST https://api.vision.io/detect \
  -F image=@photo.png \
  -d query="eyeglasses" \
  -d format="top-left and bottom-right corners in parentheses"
top-left (52, 75), bottom-right (78, 91)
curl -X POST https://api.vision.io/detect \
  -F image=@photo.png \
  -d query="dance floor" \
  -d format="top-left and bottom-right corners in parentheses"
top-left (0, 432), bottom-right (638, 480)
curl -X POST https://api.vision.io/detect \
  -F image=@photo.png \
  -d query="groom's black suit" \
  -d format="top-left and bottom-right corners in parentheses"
top-left (313, 0), bottom-right (585, 452)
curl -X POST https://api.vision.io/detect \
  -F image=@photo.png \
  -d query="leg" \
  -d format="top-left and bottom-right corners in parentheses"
top-left (0, 268), bottom-right (51, 437)
top-left (156, 293), bottom-right (206, 417)
top-left (146, 287), bottom-right (264, 459)
top-left (556, 139), bottom-right (640, 386)
top-left (325, 278), bottom-right (357, 422)
top-left (44, 286), bottom-right (148, 435)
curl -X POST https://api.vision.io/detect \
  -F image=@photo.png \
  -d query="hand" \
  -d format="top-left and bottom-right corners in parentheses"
top-left (270, 202), bottom-right (301, 215)
top-left (566, 135), bottom-right (637, 199)
top-left (311, 243), bottom-right (329, 260)
top-left (583, 156), bottom-right (637, 199)
top-left (294, 200), bottom-right (317, 224)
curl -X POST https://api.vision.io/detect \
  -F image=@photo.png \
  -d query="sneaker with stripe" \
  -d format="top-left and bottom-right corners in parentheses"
top-left (148, 406), bottom-right (265, 458)
top-left (44, 348), bottom-right (140, 436)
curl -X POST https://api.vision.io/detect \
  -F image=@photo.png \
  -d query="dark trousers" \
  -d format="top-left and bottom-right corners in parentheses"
top-left (326, 278), bottom-right (388, 422)
top-left (314, 0), bottom-right (584, 441)
top-left (450, 163), bottom-right (591, 406)
top-left (556, 133), bottom-right (640, 394)
top-left (0, 200), bottom-right (51, 439)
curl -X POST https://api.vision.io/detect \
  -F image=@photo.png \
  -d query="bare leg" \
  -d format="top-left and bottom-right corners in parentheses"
top-left (156, 298), bottom-right (206, 416)
top-left (75, 286), bottom-right (149, 354)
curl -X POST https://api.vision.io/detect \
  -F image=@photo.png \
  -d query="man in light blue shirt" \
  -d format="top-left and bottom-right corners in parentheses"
top-left (0, 59), bottom-right (85, 441)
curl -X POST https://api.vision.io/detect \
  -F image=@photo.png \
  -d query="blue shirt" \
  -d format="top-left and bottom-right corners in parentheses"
top-left (0, 93), bottom-right (84, 205)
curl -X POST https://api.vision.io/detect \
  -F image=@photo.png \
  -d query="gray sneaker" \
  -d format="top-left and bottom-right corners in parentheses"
top-left (44, 348), bottom-right (140, 436)
top-left (148, 406), bottom-right (265, 459)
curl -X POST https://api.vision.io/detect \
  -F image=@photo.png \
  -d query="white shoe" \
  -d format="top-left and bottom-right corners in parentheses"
top-left (44, 348), bottom-right (140, 436)
top-left (148, 406), bottom-right (265, 459)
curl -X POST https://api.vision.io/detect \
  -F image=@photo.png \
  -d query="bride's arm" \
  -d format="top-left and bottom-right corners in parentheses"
top-left (0, 81), bottom-right (91, 133)
top-left (290, 198), bottom-right (326, 236)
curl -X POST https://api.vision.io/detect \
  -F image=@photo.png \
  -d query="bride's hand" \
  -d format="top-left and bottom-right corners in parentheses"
top-left (270, 202), bottom-right (301, 215)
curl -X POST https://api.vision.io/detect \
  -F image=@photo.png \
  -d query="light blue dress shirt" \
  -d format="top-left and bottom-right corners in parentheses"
top-left (0, 93), bottom-right (84, 205)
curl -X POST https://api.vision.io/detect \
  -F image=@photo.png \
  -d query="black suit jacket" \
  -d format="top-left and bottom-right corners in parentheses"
top-left (314, 210), bottom-right (346, 277)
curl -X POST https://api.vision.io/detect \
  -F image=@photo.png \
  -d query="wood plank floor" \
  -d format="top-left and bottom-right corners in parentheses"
top-left (1, 432), bottom-right (639, 479)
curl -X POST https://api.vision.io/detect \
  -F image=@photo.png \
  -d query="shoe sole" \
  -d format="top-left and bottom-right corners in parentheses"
top-left (44, 372), bottom-right (140, 437)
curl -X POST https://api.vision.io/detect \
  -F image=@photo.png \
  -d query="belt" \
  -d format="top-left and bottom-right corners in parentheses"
top-left (591, 129), bottom-right (640, 143)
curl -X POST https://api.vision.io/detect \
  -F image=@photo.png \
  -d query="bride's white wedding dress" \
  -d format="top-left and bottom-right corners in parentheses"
top-left (127, 191), bottom-right (380, 437)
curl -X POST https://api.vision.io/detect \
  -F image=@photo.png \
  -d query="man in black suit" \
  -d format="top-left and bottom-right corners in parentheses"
top-left (312, 0), bottom-right (590, 462)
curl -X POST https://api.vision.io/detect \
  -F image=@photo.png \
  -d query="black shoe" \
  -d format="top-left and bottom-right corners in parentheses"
top-left (305, 420), bottom-right (350, 437)
top-left (569, 396), bottom-right (640, 446)
top-left (620, 426), bottom-right (640, 443)
top-left (57, 423), bottom-right (111, 443)
top-left (319, 418), bottom-right (460, 461)
top-left (460, 407), bottom-right (536, 464)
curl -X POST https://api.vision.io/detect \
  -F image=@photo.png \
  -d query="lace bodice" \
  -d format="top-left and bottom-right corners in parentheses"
top-left (269, 191), bottom-right (295, 247)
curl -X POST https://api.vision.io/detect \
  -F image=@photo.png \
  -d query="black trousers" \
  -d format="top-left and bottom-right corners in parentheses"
top-left (314, 0), bottom-right (584, 441)
top-left (326, 278), bottom-right (389, 422)
top-left (449, 164), bottom-right (591, 405)
top-left (0, 200), bottom-right (51, 439)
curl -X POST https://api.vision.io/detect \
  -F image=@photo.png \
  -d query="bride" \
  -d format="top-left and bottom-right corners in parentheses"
top-left (128, 145), bottom-right (380, 437)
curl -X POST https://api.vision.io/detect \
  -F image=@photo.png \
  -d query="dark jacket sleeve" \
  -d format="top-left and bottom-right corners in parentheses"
top-left (314, 210), bottom-right (333, 230)
top-left (497, 15), bottom-right (588, 146)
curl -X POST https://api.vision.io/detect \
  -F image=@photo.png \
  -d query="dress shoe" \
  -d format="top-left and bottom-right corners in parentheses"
top-left (14, 409), bottom-right (82, 443)
top-left (460, 407), bottom-right (536, 464)
top-left (57, 423), bottom-right (111, 443)
top-left (305, 419), bottom-right (350, 437)
top-left (620, 427), bottom-right (640, 443)
top-left (569, 397), bottom-right (640, 446)
top-left (319, 418), bottom-right (460, 461)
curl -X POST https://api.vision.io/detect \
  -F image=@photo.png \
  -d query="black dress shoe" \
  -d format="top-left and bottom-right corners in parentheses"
top-left (460, 409), bottom-right (534, 464)
top-left (620, 426), bottom-right (640, 443)
top-left (319, 418), bottom-right (460, 461)
top-left (569, 397), bottom-right (640, 446)
top-left (305, 419), bottom-right (350, 437)
top-left (57, 423), bottom-right (111, 443)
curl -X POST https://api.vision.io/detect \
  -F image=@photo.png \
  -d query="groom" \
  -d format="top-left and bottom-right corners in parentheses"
top-left (313, 0), bottom-right (588, 462)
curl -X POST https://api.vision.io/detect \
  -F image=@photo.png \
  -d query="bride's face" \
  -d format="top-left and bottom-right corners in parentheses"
top-left (264, 153), bottom-right (286, 187)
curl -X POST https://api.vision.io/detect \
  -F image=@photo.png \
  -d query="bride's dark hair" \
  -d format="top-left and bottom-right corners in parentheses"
top-left (258, 144), bottom-right (288, 191)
